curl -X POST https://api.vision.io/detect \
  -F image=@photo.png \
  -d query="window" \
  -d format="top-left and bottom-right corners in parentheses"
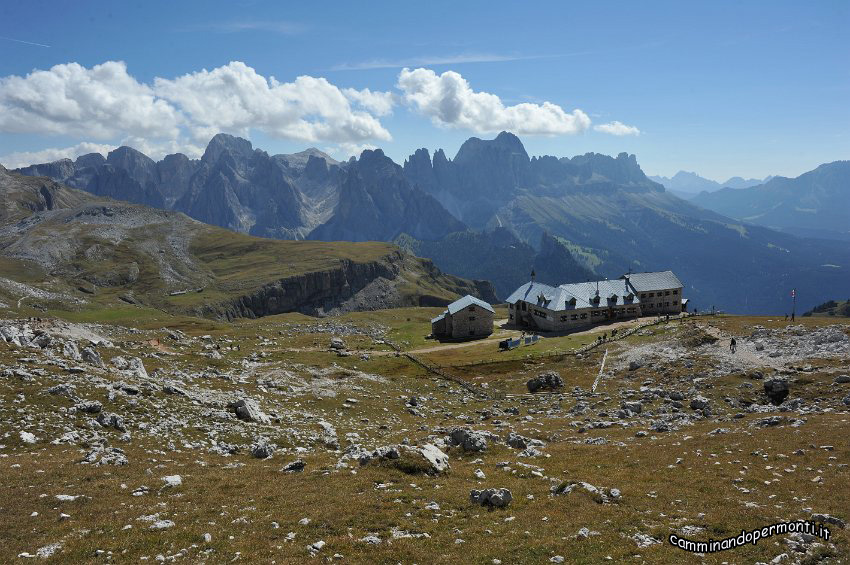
top-left (649, 292), bottom-right (654, 297)
top-left (657, 303), bottom-right (662, 308)
top-left (665, 302), bottom-right (669, 307)
top-left (580, 313), bottom-right (587, 319)
top-left (673, 290), bottom-right (678, 295)
top-left (591, 311), bottom-right (600, 317)
top-left (641, 293), bottom-right (646, 299)
top-left (509, 303), bottom-right (514, 309)
top-left (665, 291), bottom-right (670, 296)
top-left (570, 314), bottom-right (578, 320)
top-left (469, 316), bottom-right (476, 321)
top-left (560, 315), bottom-right (567, 322)
top-left (468, 306), bottom-right (475, 312)
top-left (627, 307), bottom-right (636, 313)
top-left (521, 302), bottom-right (527, 311)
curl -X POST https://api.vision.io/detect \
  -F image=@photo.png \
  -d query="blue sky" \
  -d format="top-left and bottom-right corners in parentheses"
top-left (0, 0), bottom-right (847, 180)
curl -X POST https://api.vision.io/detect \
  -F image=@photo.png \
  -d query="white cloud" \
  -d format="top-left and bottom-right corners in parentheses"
top-left (0, 61), bottom-right (181, 140)
top-left (153, 62), bottom-right (392, 144)
top-left (396, 67), bottom-right (590, 135)
top-left (0, 141), bottom-right (114, 169)
top-left (0, 60), bottom-right (393, 160)
top-left (342, 88), bottom-right (395, 116)
top-left (594, 121), bottom-right (640, 136)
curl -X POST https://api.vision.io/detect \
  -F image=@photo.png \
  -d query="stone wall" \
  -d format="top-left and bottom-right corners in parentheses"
top-left (446, 304), bottom-right (493, 339)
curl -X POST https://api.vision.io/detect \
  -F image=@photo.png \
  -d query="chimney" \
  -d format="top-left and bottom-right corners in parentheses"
top-left (530, 269), bottom-right (536, 283)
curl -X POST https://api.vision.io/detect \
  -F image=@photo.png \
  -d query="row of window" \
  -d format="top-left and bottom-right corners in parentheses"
top-left (640, 289), bottom-right (679, 299)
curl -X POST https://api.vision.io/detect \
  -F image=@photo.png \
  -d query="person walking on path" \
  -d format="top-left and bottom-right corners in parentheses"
top-left (730, 337), bottom-right (737, 353)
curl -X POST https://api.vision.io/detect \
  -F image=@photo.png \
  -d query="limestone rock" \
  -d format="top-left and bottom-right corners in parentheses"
top-left (470, 488), bottom-right (512, 508)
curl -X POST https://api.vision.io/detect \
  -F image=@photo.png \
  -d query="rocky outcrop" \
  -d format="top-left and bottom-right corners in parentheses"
top-left (189, 250), bottom-right (495, 320)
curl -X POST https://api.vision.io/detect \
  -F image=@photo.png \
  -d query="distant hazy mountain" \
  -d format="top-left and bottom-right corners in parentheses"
top-left (649, 171), bottom-right (770, 197)
top-left (692, 161), bottom-right (850, 241)
top-left (11, 132), bottom-right (850, 314)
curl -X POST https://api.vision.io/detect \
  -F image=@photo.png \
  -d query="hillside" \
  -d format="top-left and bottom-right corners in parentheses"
top-left (803, 300), bottom-right (850, 318)
top-left (1, 306), bottom-right (848, 562)
top-left (0, 165), bottom-right (495, 319)
top-left (692, 161), bottom-right (850, 241)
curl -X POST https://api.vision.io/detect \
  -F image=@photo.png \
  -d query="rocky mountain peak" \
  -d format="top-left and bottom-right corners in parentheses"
top-left (74, 152), bottom-right (106, 169)
top-left (106, 146), bottom-right (156, 169)
top-left (202, 133), bottom-right (255, 164)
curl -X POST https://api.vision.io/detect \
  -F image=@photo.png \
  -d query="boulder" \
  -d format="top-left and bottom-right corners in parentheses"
top-left (526, 371), bottom-right (564, 393)
top-left (96, 412), bottom-right (126, 431)
top-left (763, 378), bottom-right (789, 405)
top-left (506, 432), bottom-right (528, 449)
top-left (621, 401), bottom-right (642, 414)
top-left (282, 460), bottom-right (305, 473)
top-left (251, 440), bottom-right (275, 459)
top-left (81, 347), bottom-right (105, 368)
top-left (329, 337), bottom-right (345, 350)
top-left (628, 360), bottom-right (643, 371)
top-left (834, 375), bottom-right (850, 384)
top-left (811, 513), bottom-right (846, 529)
top-left (449, 428), bottom-right (487, 452)
top-left (689, 396), bottom-right (710, 410)
top-left (75, 400), bottom-right (102, 414)
top-left (413, 444), bottom-right (450, 474)
top-left (470, 488), bottom-right (512, 508)
top-left (228, 398), bottom-right (271, 424)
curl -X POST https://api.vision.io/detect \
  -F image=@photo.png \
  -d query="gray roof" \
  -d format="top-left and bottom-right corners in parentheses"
top-left (446, 295), bottom-right (494, 315)
top-left (506, 279), bottom-right (640, 312)
top-left (620, 271), bottom-right (683, 292)
top-left (431, 313), bottom-right (446, 323)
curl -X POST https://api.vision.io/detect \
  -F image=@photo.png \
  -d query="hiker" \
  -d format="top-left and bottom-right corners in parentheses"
top-left (785, 313), bottom-right (788, 321)
top-left (730, 337), bottom-right (737, 353)
top-left (791, 312), bottom-right (795, 321)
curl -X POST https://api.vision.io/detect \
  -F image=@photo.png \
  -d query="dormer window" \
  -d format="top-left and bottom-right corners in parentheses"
top-left (568, 297), bottom-right (577, 306)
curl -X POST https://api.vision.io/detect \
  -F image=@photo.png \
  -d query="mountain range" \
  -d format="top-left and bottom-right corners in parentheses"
top-left (10, 132), bottom-right (850, 315)
top-left (692, 161), bottom-right (850, 241)
top-left (0, 163), bottom-right (494, 319)
top-left (649, 171), bottom-right (772, 199)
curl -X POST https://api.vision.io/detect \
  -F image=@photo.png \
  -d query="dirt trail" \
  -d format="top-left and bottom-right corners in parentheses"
top-left (700, 323), bottom-right (784, 369)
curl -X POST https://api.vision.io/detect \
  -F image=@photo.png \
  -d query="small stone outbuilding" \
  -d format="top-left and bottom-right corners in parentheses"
top-left (431, 295), bottom-right (494, 340)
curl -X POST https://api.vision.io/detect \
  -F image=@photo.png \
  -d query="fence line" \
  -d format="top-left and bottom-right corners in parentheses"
top-left (591, 348), bottom-right (608, 393)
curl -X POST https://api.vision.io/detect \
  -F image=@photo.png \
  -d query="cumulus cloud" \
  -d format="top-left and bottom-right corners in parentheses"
top-left (593, 121), bottom-right (640, 136)
top-left (0, 61), bottom-right (181, 139)
top-left (0, 60), bottom-right (394, 164)
top-left (342, 87), bottom-right (395, 116)
top-left (0, 141), bottom-right (115, 169)
top-left (154, 62), bottom-right (392, 144)
top-left (396, 67), bottom-right (590, 135)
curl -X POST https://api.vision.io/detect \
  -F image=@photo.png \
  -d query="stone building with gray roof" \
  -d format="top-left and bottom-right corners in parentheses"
top-left (431, 295), bottom-right (495, 340)
top-left (506, 271), bottom-right (683, 332)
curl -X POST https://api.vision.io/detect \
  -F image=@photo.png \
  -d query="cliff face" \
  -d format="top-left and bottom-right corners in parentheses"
top-left (189, 250), bottom-right (497, 320)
